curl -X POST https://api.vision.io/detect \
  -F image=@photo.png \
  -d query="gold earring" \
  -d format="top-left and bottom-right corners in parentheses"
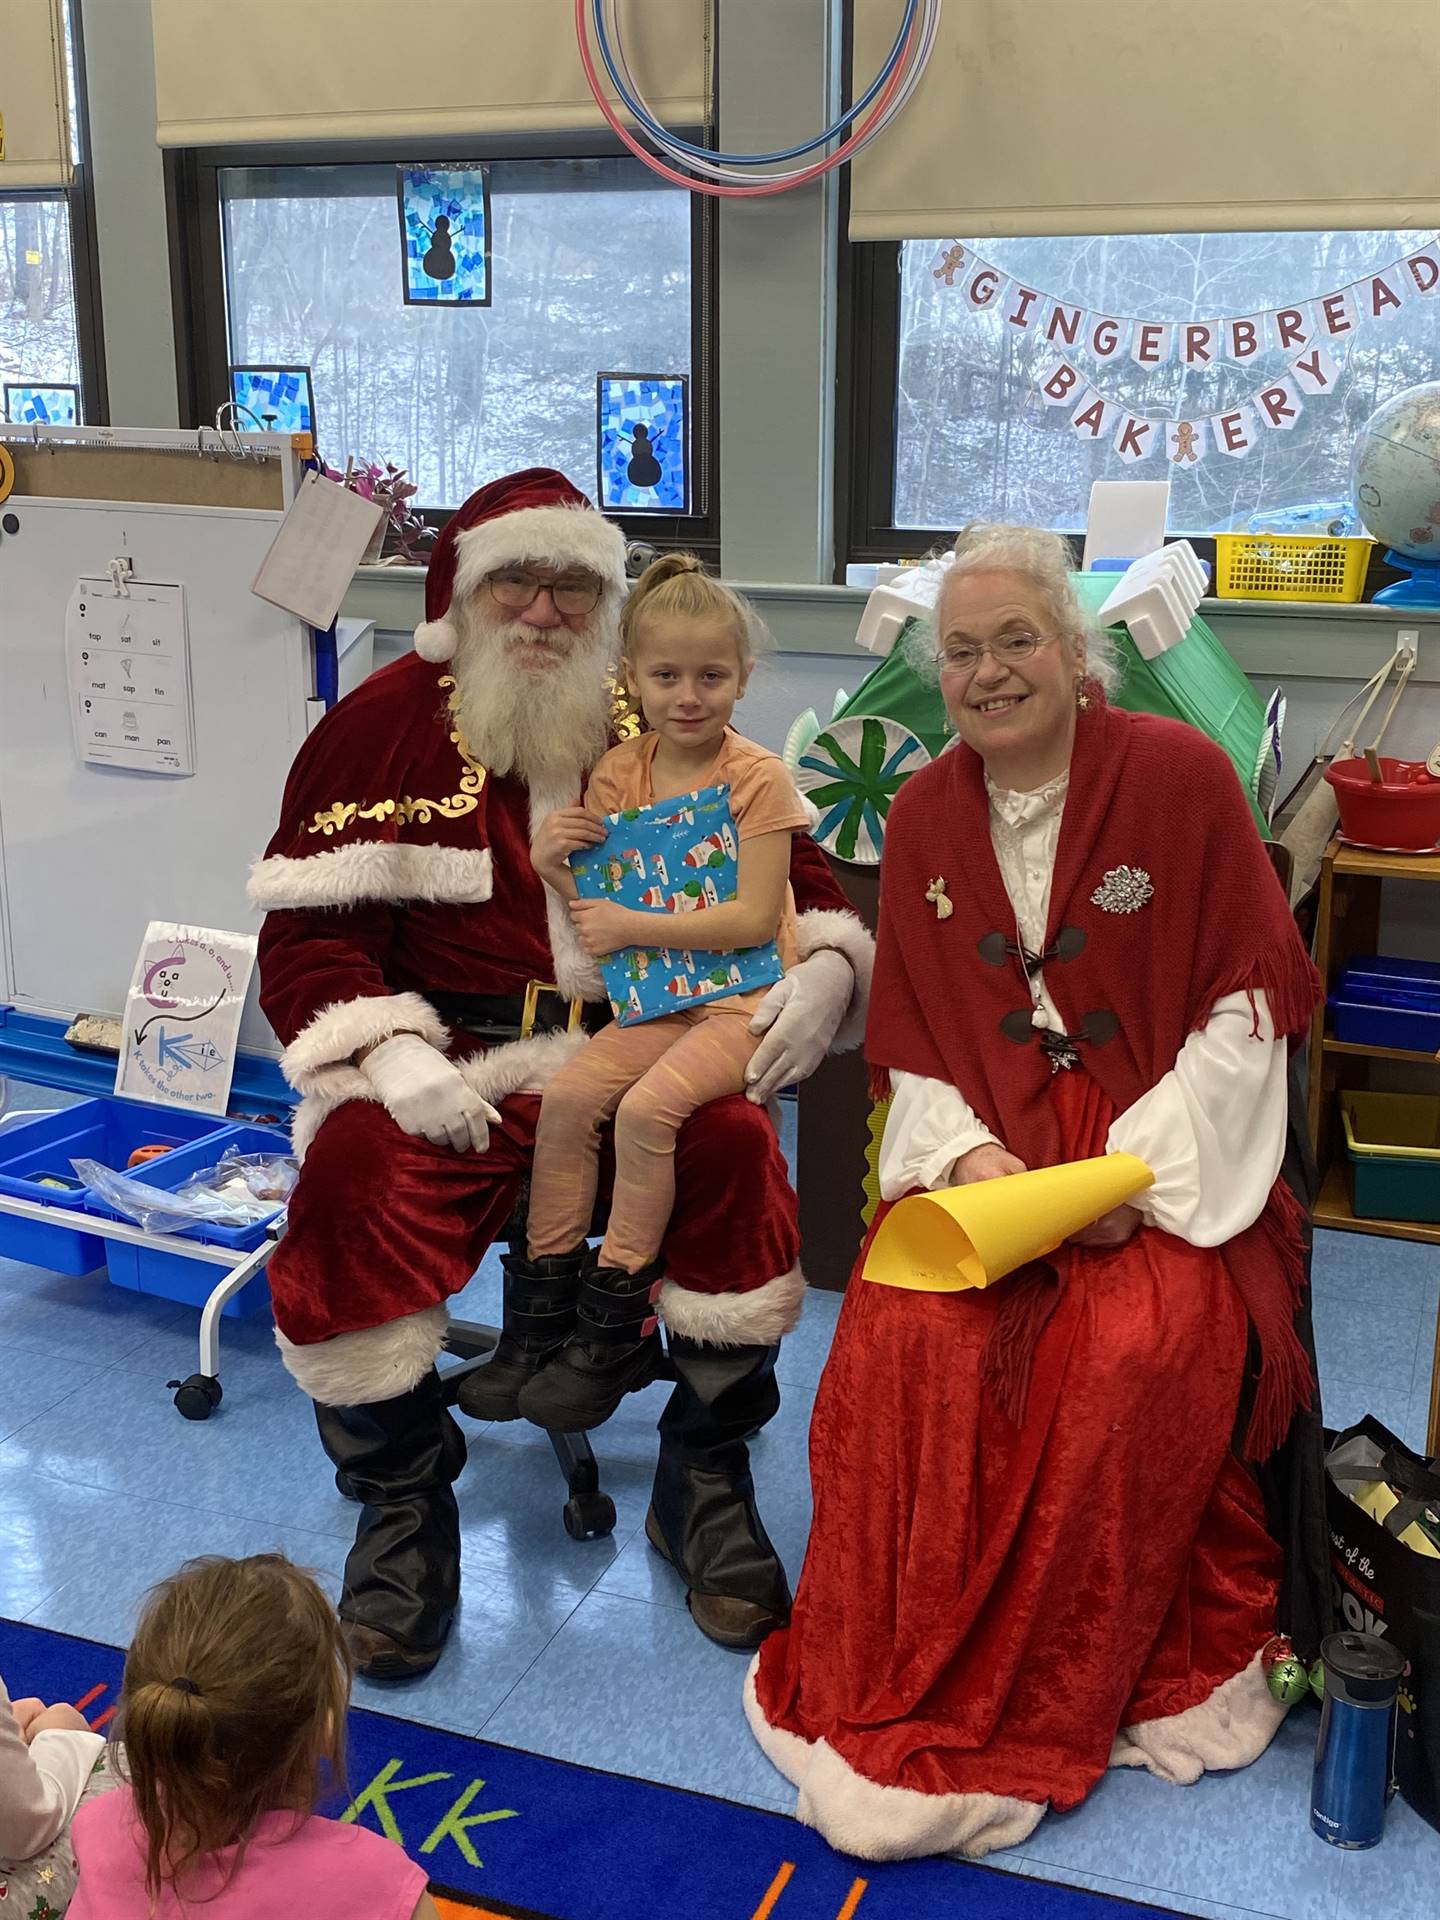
top-left (1076, 681), bottom-right (1091, 711)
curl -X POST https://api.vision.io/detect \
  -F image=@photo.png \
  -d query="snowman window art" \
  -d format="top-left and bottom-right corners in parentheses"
top-left (596, 372), bottom-right (690, 513)
top-left (397, 165), bottom-right (492, 306)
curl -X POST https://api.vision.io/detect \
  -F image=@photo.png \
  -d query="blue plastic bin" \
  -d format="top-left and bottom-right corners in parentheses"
top-left (0, 1098), bottom-right (228, 1275)
top-left (90, 1123), bottom-right (292, 1318)
top-left (1342, 955), bottom-right (1440, 994)
top-left (1330, 956), bottom-right (1440, 1054)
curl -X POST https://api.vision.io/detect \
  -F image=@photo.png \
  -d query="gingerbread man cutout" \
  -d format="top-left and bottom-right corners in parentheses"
top-left (932, 244), bottom-right (967, 288)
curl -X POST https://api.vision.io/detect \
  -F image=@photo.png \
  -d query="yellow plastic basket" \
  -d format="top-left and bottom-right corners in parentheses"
top-left (1213, 533), bottom-right (1371, 603)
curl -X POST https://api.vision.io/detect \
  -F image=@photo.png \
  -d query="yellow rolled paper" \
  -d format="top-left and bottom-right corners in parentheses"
top-left (862, 1153), bottom-right (1155, 1293)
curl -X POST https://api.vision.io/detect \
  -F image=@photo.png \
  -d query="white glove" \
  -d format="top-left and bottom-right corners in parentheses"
top-left (745, 948), bottom-right (855, 1104)
top-left (359, 1034), bottom-right (502, 1154)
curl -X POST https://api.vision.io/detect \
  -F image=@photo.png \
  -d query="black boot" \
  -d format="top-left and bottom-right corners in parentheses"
top-left (313, 1369), bottom-right (467, 1680)
top-left (647, 1336), bottom-right (791, 1651)
top-left (517, 1258), bottom-right (665, 1432)
top-left (456, 1247), bottom-right (587, 1422)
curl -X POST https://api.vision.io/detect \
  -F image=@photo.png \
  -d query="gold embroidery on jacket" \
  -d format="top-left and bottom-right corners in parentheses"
top-left (305, 677), bottom-right (487, 836)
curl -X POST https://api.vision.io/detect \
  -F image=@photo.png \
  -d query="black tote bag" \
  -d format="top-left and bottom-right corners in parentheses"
top-left (1326, 1415), bottom-right (1440, 1832)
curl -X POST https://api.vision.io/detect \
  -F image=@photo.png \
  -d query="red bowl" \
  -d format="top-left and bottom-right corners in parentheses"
top-left (1325, 756), bottom-right (1440, 850)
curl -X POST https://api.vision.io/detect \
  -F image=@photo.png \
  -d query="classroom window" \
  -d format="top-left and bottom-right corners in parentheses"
top-left (0, 1), bottom-right (101, 423)
top-left (0, 196), bottom-right (83, 413)
top-left (208, 155), bottom-right (704, 529)
top-left (847, 230), bottom-right (1438, 558)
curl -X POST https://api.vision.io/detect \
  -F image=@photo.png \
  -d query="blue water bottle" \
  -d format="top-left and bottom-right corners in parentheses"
top-left (1310, 1631), bottom-right (1406, 1849)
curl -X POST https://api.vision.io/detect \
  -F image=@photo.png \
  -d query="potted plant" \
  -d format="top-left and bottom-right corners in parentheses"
top-left (326, 460), bottom-right (436, 566)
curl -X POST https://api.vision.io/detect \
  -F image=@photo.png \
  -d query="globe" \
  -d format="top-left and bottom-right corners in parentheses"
top-left (1350, 380), bottom-right (1440, 605)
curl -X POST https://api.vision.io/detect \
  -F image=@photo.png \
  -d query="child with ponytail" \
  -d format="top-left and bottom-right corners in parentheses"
top-left (69, 1555), bottom-right (440, 1918)
top-left (519, 553), bottom-right (811, 1433)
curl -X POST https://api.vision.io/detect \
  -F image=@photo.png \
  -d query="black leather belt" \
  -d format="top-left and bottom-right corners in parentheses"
top-left (430, 983), bottom-right (611, 1044)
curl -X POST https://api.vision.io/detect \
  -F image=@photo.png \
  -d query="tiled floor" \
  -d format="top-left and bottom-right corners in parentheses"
top-left (1, 1084), bottom-right (1436, 1915)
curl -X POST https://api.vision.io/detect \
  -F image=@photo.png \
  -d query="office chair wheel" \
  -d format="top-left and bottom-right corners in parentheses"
top-left (562, 1492), bottom-right (616, 1541)
top-left (170, 1374), bottom-right (222, 1421)
top-left (335, 1470), bottom-right (360, 1501)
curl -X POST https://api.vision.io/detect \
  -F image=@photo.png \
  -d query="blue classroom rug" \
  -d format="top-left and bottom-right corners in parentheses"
top-left (1, 1617), bottom-right (1184, 1919)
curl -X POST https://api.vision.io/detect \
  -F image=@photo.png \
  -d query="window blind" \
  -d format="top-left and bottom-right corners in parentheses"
top-left (150, 0), bottom-right (710, 147)
top-left (849, 1), bottom-right (1440, 240)
top-left (0, 0), bottom-right (71, 188)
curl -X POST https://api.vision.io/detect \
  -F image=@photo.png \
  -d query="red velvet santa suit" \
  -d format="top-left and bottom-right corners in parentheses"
top-left (249, 467), bottom-right (876, 1673)
top-left (251, 646), bottom-right (870, 1399)
top-left (748, 705), bottom-right (1322, 1860)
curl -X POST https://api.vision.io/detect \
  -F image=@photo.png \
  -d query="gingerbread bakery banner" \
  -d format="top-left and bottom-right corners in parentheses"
top-left (929, 238), bottom-right (1439, 464)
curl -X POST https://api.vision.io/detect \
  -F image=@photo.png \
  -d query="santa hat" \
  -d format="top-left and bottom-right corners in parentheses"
top-left (414, 467), bottom-right (629, 664)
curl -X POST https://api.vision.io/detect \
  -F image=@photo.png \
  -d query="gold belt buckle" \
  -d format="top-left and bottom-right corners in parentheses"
top-left (520, 979), bottom-right (584, 1040)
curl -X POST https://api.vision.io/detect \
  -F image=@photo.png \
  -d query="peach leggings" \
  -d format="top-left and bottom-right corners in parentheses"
top-left (528, 1009), bottom-right (762, 1273)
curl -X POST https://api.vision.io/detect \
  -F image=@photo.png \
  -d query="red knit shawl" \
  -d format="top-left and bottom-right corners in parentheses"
top-left (867, 702), bottom-right (1322, 1457)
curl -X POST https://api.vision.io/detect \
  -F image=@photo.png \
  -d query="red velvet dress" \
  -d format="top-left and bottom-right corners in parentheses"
top-left (751, 1068), bottom-right (1283, 1851)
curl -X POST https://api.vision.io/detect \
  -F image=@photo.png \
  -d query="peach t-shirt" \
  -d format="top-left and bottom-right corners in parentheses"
top-left (584, 727), bottom-right (809, 974)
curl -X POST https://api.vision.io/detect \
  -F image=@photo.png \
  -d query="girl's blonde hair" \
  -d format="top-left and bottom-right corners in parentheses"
top-left (912, 522), bottom-right (1120, 692)
top-left (114, 1554), bottom-right (350, 1902)
top-left (619, 552), bottom-right (765, 672)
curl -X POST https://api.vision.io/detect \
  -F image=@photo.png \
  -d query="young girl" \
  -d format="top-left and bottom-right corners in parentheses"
top-left (2, 1669), bottom-right (117, 1913)
top-left (68, 1555), bottom-right (440, 1919)
top-left (520, 554), bottom-right (811, 1433)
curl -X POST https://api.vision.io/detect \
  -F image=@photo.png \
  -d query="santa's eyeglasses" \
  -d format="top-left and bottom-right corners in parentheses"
top-left (484, 567), bottom-right (604, 616)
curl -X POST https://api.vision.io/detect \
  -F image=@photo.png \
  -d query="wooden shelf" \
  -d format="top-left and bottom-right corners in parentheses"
top-left (1331, 844), bottom-right (1440, 884)
top-left (1314, 1163), bottom-right (1440, 1247)
top-left (1323, 1037), bottom-right (1440, 1065)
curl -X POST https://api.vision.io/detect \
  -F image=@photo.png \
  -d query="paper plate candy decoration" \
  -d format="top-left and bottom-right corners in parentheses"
top-left (792, 714), bottom-right (930, 864)
top-left (863, 1153), bottom-right (1155, 1293)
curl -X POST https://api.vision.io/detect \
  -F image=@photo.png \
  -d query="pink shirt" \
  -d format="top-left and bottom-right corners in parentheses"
top-left (69, 1788), bottom-right (427, 1919)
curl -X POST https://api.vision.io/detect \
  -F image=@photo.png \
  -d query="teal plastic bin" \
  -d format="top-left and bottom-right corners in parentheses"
top-left (1342, 1092), bottom-right (1440, 1225)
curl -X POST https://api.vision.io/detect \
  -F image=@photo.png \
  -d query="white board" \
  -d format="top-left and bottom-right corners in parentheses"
top-left (0, 491), bottom-right (310, 1054)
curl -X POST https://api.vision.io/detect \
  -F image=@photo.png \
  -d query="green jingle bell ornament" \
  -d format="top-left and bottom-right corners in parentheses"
top-left (1309, 1657), bottom-right (1325, 1701)
top-left (1266, 1654), bottom-right (1311, 1706)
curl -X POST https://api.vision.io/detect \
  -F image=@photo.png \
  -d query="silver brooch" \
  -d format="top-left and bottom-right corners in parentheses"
top-left (1090, 865), bottom-right (1154, 915)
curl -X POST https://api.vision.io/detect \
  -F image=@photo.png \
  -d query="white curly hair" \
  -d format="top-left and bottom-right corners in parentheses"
top-left (904, 523), bottom-right (1121, 694)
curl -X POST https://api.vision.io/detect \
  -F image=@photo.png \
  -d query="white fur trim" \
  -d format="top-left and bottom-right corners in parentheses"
top-left (276, 1303), bottom-right (451, 1405)
top-left (658, 1263), bottom-right (805, 1347)
top-left (414, 616), bottom-right (459, 663)
top-left (452, 504), bottom-right (627, 607)
top-left (288, 1028), bottom-right (589, 1161)
top-left (1108, 1650), bottom-right (1287, 1785)
top-left (527, 778), bottom-right (608, 1003)
top-left (794, 907), bottom-right (875, 1053)
top-left (248, 843), bottom-right (493, 912)
top-left (281, 991), bottom-right (449, 1093)
top-left (743, 1662), bottom-right (1044, 1861)
top-left (458, 1028), bottom-right (589, 1107)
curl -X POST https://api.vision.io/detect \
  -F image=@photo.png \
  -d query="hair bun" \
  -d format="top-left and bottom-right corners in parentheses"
top-left (648, 552), bottom-right (705, 583)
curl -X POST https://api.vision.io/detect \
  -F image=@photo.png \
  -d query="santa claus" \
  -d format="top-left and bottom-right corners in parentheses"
top-left (249, 468), bottom-right (873, 1679)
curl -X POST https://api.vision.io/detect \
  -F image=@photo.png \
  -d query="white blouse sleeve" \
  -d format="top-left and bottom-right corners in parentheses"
top-left (1107, 989), bottom-right (1289, 1247)
top-left (878, 1069), bottom-right (1002, 1200)
top-left (0, 1681), bottom-right (105, 1861)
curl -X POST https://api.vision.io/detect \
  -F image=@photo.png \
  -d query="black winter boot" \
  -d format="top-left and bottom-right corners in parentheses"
top-left (455, 1247), bottom-right (587, 1422)
top-left (313, 1368), bottom-right (467, 1679)
top-left (517, 1258), bottom-right (665, 1432)
top-left (648, 1336), bottom-right (791, 1651)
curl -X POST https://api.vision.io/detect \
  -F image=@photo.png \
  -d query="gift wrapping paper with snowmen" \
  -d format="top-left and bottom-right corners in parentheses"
top-left (570, 785), bottom-right (783, 1025)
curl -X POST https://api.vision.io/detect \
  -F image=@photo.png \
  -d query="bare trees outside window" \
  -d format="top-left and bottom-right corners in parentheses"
top-left (895, 231), bottom-right (1438, 534)
top-left (221, 158), bottom-right (692, 510)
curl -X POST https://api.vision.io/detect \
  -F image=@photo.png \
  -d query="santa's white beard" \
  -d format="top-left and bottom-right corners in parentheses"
top-left (448, 608), bottom-right (612, 792)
